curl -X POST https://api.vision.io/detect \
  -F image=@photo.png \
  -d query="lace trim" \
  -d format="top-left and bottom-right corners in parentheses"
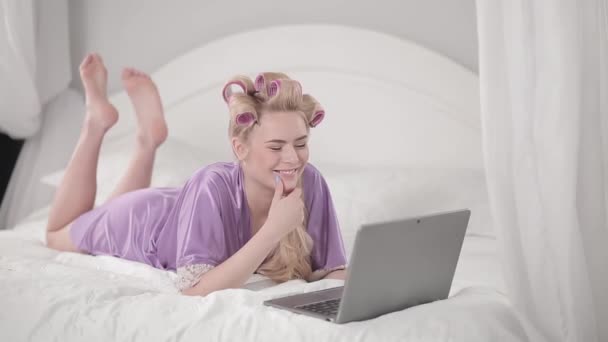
top-left (175, 264), bottom-right (215, 291)
top-left (307, 264), bottom-right (347, 282)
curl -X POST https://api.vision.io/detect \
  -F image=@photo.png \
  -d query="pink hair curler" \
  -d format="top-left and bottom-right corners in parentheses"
top-left (222, 80), bottom-right (247, 103)
top-left (310, 110), bottom-right (325, 127)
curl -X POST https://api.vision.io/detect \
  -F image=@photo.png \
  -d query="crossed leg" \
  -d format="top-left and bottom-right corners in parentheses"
top-left (104, 67), bottom-right (168, 201)
top-left (46, 53), bottom-right (167, 253)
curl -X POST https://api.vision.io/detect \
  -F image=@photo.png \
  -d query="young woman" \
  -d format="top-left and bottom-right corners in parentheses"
top-left (46, 53), bottom-right (347, 296)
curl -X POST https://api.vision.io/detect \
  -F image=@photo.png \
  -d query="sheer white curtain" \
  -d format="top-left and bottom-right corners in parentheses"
top-left (0, 0), bottom-right (73, 228)
top-left (0, 0), bottom-right (41, 138)
top-left (476, 1), bottom-right (608, 341)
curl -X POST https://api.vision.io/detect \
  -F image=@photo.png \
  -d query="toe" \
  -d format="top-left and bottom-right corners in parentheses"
top-left (80, 54), bottom-right (93, 69)
top-left (93, 53), bottom-right (103, 63)
top-left (122, 68), bottom-right (134, 79)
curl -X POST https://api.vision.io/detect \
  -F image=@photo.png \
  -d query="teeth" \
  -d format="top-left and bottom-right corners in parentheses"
top-left (277, 168), bottom-right (296, 174)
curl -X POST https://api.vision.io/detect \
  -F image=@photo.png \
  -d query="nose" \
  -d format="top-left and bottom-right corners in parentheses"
top-left (282, 145), bottom-right (298, 163)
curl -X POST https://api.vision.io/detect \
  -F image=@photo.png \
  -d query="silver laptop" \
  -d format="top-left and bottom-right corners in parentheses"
top-left (263, 209), bottom-right (470, 324)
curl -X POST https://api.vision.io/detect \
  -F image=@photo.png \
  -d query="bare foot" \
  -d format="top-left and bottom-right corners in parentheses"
top-left (122, 68), bottom-right (168, 149)
top-left (79, 53), bottom-right (118, 132)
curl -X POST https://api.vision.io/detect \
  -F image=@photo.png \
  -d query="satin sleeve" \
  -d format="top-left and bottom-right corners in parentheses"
top-left (174, 170), bottom-right (231, 289)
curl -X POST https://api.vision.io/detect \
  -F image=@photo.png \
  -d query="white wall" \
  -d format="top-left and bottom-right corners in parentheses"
top-left (1, 0), bottom-right (479, 227)
top-left (67, 0), bottom-right (478, 94)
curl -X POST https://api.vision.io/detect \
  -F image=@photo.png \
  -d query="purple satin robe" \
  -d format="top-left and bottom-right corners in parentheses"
top-left (69, 161), bottom-right (347, 288)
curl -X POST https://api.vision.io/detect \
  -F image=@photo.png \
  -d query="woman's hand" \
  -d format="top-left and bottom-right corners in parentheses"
top-left (262, 174), bottom-right (304, 242)
top-left (323, 269), bottom-right (347, 280)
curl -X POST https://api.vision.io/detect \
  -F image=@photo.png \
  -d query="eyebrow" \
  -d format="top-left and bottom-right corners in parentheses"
top-left (265, 135), bottom-right (308, 144)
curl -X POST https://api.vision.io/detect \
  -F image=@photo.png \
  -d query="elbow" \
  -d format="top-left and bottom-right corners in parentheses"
top-left (181, 286), bottom-right (213, 297)
top-left (177, 268), bottom-right (246, 296)
top-left (180, 281), bottom-right (235, 297)
top-left (180, 287), bottom-right (200, 296)
top-left (180, 279), bottom-right (210, 296)
top-left (179, 270), bottom-right (217, 296)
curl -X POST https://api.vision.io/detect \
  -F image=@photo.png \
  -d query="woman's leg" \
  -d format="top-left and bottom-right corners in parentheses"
top-left (46, 53), bottom-right (117, 251)
top-left (104, 68), bottom-right (168, 202)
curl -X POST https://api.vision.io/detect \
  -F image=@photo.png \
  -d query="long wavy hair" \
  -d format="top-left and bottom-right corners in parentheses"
top-left (222, 72), bottom-right (326, 283)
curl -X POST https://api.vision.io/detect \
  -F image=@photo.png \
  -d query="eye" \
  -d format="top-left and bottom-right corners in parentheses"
top-left (268, 143), bottom-right (306, 151)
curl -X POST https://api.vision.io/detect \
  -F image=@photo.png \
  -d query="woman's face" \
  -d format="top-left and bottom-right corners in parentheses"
top-left (238, 111), bottom-right (309, 194)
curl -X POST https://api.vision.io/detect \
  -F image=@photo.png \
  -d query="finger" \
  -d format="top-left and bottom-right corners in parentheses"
top-left (285, 187), bottom-right (300, 196)
top-left (272, 173), bottom-right (284, 202)
top-left (286, 187), bottom-right (302, 198)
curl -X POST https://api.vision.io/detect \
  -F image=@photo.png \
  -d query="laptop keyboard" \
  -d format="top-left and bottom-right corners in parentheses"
top-left (295, 298), bottom-right (341, 316)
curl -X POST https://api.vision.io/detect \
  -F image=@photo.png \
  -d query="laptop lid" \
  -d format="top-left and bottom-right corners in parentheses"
top-left (335, 209), bottom-right (470, 323)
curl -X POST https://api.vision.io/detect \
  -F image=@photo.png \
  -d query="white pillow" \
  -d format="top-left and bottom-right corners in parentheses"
top-left (316, 165), bottom-right (494, 257)
top-left (40, 134), bottom-right (227, 205)
top-left (41, 145), bottom-right (493, 257)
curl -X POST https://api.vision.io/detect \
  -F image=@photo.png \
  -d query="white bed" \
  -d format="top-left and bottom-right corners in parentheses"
top-left (0, 25), bottom-right (533, 341)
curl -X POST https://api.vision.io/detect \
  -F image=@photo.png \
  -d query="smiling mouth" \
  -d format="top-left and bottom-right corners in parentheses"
top-left (274, 168), bottom-right (298, 175)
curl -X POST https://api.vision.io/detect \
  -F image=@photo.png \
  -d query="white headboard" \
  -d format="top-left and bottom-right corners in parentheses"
top-left (107, 24), bottom-right (482, 169)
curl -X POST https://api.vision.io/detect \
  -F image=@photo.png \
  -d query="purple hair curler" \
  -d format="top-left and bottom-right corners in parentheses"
top-left (254, 74), bottom-right (265, 92)
top-left (235, 112), bottom-right (256, 126)
top-left (268, 80), bottom-right (281, 97)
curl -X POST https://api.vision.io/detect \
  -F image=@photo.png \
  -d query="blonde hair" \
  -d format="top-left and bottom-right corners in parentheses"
top-left (222, 72), bottom-right (325, 283)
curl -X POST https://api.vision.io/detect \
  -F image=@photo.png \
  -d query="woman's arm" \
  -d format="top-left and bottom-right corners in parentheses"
top-left (322, 269), bottom-right (347, 280)
top-left (181, 174), bottom-right (304, 296)
top-left (181, 224), bottom-right (280, 296)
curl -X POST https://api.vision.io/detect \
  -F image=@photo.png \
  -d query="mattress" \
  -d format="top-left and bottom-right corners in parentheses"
top-left (0, 206), bottom-right (531, 342)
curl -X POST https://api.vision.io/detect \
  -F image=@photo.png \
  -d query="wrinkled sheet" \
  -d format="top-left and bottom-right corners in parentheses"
top-left (0, 213), bottom-right (532, 342)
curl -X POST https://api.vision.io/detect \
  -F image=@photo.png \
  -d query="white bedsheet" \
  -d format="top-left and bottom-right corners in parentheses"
top-left (0, 210), bottom-right (531, 342)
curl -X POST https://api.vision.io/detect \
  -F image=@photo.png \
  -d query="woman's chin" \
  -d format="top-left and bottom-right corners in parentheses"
top-left (281, 180), bottom-right (297, 191)
top-left (283, 185), bottom-right (297, 195)
top-left (272, 173), bottom-right (300, 193)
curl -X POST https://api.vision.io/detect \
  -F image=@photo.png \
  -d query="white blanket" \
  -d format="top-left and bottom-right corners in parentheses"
top-left (0, 213), bottom-right (531, 342)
